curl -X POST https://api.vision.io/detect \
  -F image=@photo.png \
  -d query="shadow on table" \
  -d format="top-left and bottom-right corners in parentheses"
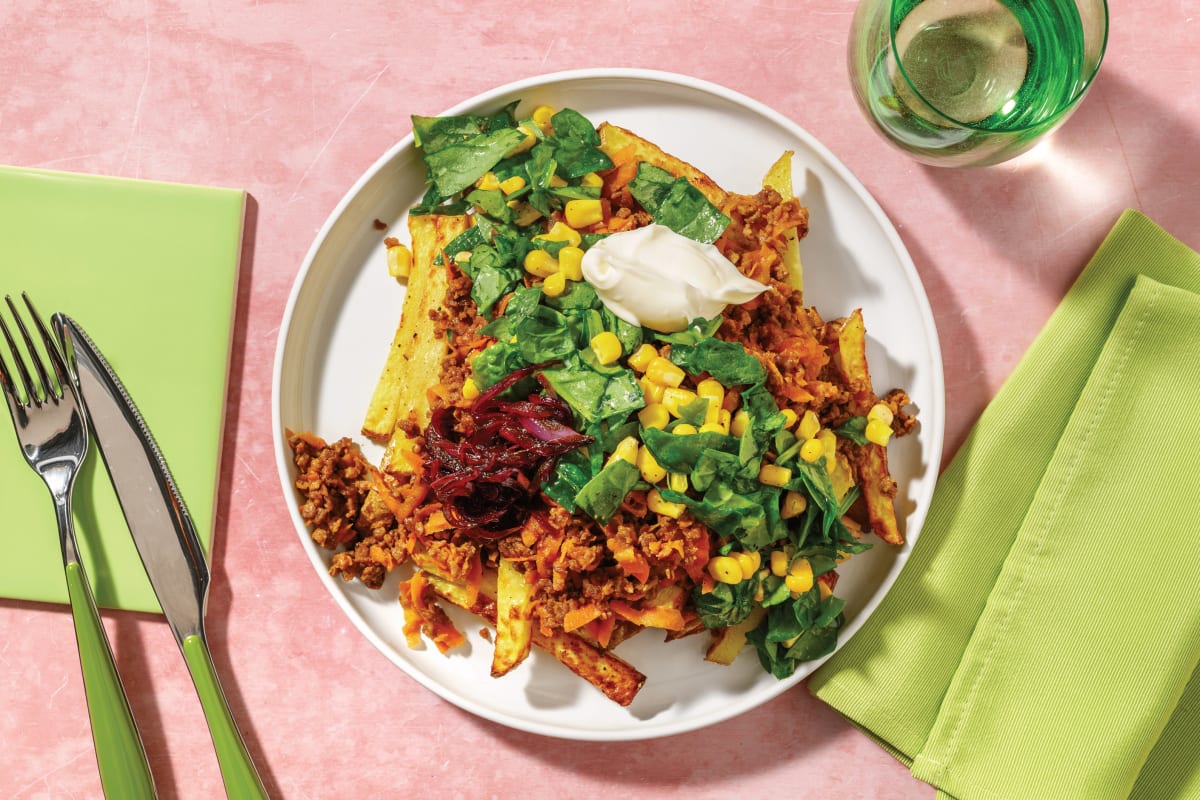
top-left (454, 681), bottom-right (911, 790)
top-left (917, 69), bottom-right (1200, 288)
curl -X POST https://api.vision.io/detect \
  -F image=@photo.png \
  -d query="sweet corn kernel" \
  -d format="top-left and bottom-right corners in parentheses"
top-left (718, 409), bottom-right (732, 433)
top-left (695, 378), bottom-right (725, 401)
top-left (730, 409), bottom-right (750, 437)
top-left (639, 376), bottom-right (665, 404)
top-left (638, 445), bottom-right (667, 483)
top-left (606, 435), bottom-right (639, 467)
top-left (638, 403), bottom-right (670, 430)
top-left (508, 124), bottom-right (538, 155)
top-left (476, 172), bottom-right (501, 191)
top-left (799, 437), bottom-right (825, 463)
top-left (781, 490), bottom-right (808, 519)
top-left (461, 378), bottom-right (480, 400)
top-left (648, 489), bottom-right (685, 519)
top-left (662, 387), bottom-right (698, 417)
top-left (557, 246), bottom-right (584, 281)
top-left (549, 175), bottom-right (568, 188)
top-left (386, 242), bottom-right (412, 278)
top-left (780, 408), bottom-right (798, 428)
top-left (732, 551), bottom-right (761, 581)
top-left (819, 580), bottom-right (834, 600)
top-left (865, 418), bottom-right (894, 446)
top-left (786, 558), bottom-right (814, 593)
top-left (707, 555), bottom-right (742, 585)
top-left (564, 198), bottom-right (604, 228)
top-left (498, 175), bottom-right (526, 195)
top-left (524, 249), bottom-right (559, 278)
top-left (627, 343), bottom-right (658, 372)
top-left (797, 409), bottom-right (820, 440)
top-left (699, 422), bottom-right (726, 434)
top-left (542, 271), bottom-right (567, 297)
top-left (535, 220), bottom-right (582, 247)
top-left (453, 250), bottom-right (472, 265)
top-left (580, 171), bottom-right (604, 187)
top-left (672, 423), bottom-right (698, 436)
top-left (646, 356), bottom-right (685, 388)
top-left (758, 463), bottom-right (792, 487)
top-left (769, 550), bottom-right (789, 577)
top-left (531, 104), bottom-right (555, 132)
top-left (590, 331), bottom-right (623, 365)
top-left (867, 402), bottom-right (894, 426)
top-left (667, 472), bottom-right (689, 493)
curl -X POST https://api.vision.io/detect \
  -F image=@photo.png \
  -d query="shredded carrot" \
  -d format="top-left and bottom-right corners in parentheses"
top-left (584, 614), bottom-right (617, 649)
top-left (611, 542), bottom-right (651, 584)
top-left (610, 600), bottom-right (685, 631)
top-left (368, 464), bottom-right (428, 523)
top-left (563, 603), bottom-right (603, 633)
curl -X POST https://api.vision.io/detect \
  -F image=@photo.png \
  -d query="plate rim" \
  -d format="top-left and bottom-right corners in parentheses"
top-left (271, 67), bottom-right (945, 741)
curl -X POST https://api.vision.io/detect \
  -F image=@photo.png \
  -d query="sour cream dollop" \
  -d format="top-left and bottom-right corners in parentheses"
top-left (580, 224), bottom-right (769, 333)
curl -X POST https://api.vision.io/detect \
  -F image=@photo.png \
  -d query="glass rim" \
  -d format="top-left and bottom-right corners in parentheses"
top-left (888, 0), bottom-right (1110, 133)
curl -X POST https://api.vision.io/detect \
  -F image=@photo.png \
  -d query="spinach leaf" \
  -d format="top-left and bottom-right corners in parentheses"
top-left (670, 337), bottom-right (765, 386)
top-left (748, 613), bottom-right (842, 678)
top-left (628, 163), bottom-right (731, 244)
top-left (693, 578), bottom-right (759, 629)
top-left (424, 127), bottom-right (527, 199)
top-left (574, 458), bottom-right (639, 524)
top-left (514, 306), bottom-right (575, 363)
top-left (546, 108), bottom-right (613, 179)
top-left (654, 316), bottom-right (723, 346)
top-left (664, 482), bottom-right (783, 551)
top-left (597, 369), bottom-right (646, 424)
top-left (471, 264), bottom-right (523, 319)
top-left (411, 103), bottom-right (519, 154)
top-left (835, 416), bottom-right (870, 445)
top-left (541, 357), bottom-right (644, 425)
top-left (471, 341), bottom-right (527, 390)
top-left (465, 188), bottom-right (512, 223)
top-left (640, 427), bottom-right (739, 473)
top-left (543, 449), bottom-right (592, 513)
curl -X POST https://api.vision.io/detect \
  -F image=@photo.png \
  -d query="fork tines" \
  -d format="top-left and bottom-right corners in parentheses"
top-left (0, 293), bottom-right (67, 408)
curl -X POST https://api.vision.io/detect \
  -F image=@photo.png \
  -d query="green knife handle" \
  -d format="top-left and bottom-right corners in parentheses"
top-left (64, 562), bottom-right (157, 799)
top-left (182, 634), bottom-right (269, 799)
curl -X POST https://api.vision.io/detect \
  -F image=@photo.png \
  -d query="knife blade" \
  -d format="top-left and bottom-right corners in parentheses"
top-left (57, 314), bottom-right (269, 800)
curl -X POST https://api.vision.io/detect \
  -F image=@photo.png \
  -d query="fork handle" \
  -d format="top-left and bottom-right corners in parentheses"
top-left (64, 560), bottom-right (158, 799)
top-left (181, 634), bottom-right (270, 799)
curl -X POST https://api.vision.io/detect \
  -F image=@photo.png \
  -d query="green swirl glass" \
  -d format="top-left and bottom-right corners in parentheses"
top-left (848, 0), bottom-right (1108, 167)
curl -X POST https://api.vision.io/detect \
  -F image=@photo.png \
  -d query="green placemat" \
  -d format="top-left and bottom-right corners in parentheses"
top-left (810, 210), bottom-right (1200, 800)
top-left (0, 165), bottom-right (244, 613)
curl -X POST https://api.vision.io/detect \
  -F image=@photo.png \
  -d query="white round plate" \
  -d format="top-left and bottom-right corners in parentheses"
top-left (273, 68), bottom-right (945, 741)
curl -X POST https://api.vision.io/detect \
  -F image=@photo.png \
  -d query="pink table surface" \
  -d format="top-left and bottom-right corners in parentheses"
top-left (2, 2), bottom-right (1195, 798)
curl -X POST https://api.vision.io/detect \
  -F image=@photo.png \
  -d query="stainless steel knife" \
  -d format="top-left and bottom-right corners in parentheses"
top-left (57, 314), bottom-right (269, 800)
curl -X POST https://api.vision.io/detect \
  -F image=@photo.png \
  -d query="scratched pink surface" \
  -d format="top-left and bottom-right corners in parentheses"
top-left (2, 2), bottom-right (1197, 798)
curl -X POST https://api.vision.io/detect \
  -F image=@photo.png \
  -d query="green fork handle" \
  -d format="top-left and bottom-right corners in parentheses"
top-left (182, 634), bottom-right (270, 799)
top-left (64, 562), bottom-right (157, 799)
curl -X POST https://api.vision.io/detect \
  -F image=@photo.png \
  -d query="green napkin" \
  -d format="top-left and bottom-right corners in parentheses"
top-left (0, 165), bottom-right (243, 613)
top-left (810, 210), bottom-right (1200, 800)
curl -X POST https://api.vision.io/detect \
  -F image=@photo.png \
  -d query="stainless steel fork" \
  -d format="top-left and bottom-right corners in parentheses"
top-left (0, 293), bottom-right (156, 799)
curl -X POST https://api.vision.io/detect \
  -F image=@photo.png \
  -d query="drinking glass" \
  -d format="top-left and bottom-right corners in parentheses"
top-left (848, 0), bottom-right (1108, 167)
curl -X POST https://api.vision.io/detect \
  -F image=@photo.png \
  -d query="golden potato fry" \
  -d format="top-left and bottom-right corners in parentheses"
top-left (762, 150), bottom-right (804, 295)
top-left (828, 309), bottom-right (904, 545)
top-left (422, 569), bottom-right (647, 707)
top-left (597, 122), bottom-right (729, 208)
top-left (705, 606), bottom-right (766, 666)
top-left (491, 558), bottom-right (535, 677)
top-left (361, 213), bottom-right (470, 442)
